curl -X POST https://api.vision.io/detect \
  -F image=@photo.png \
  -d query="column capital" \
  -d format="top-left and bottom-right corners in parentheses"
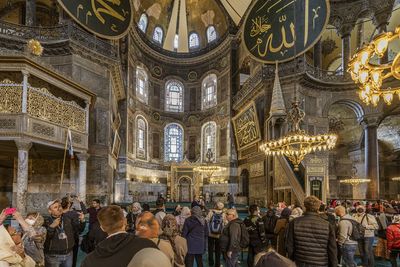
top-left (77, 153), bottom-right (90, 161)
top-left (360, 116), bottom-right (380, 129)
top-left (21, 70), bottom-right (30, 77)
top-left (15, 140), bottom-right (32, 151)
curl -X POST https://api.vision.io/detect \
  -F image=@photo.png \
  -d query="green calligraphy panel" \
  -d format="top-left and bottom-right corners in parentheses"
top-left (243, 0), bottom-right (329, 64)
top-left (57, 0), bottom-right (132, 39)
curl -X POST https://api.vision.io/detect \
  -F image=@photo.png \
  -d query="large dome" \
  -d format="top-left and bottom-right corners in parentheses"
top-left (132, 0), bottom-right (251, 54)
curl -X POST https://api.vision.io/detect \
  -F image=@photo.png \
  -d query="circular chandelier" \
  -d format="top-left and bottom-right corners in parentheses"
top-left (260, 101), bottom-right (337, 171)
top-left (193, 148), bottom-right (224, 178)
top-left (348, 26), bottom-right (400, 106)
top-left (392, 177), bottom-right (400, 181)
top-left (340, 166), bottom-right (371, 186)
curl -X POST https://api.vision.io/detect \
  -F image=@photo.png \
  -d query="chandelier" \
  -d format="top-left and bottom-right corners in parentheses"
top-left (348, 26), bottom-right (400, 106)
top-left (392, 177), bottom-right (400, 181)
top-left (193, 148), bottom-right (224, 178)
top-left (340, 166), bottom-right (371, 186)
top-left (260, 101), bottom-right (337, 171)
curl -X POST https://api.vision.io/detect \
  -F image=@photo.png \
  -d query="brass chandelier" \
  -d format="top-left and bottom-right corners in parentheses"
top-left (193, 148), bottom-right (224, 178)
top-left (260, 101), bottom-right (337, 171)
top-left (340, 166), bottom-right (370, 186)
top-left (348, 26), bottom-right (400, 106)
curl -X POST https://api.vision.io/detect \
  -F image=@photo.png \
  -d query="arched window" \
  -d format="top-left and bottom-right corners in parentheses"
top-left (164, 123), bottom-right (184, 162)
top-left (202, 122), bottom-right (216, 162)
top-left (165, 80), bottom-right (184, 112)
top-left (138, 13), bottom-right (148, 33)
top-left (153, 26), bottom-right (163, 44)
top-left (201, 73), bottom-right (217, 109)
top-left (136, 66), bottom-right (148, 103)
top-left (189, 32), bottom-right (199, 48)
top-left (206, 26), bottom-right (217, 43)
top-left (136, 116), bottom-right (147, 159)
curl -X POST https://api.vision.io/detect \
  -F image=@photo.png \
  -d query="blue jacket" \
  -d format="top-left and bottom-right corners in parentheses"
top-left (182, 215), bottom-right (208, 254)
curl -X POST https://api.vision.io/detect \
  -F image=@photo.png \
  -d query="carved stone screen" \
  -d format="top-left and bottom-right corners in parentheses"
top-left (232, 102), bottom-right (261, 150)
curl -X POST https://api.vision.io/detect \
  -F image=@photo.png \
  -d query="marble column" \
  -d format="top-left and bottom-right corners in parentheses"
top-left (313, 40), bottom-right (322, 69)
top-left (363, 123), bottom-right (379, 199)
top-left (15, 140), bottom-right (32, 215)
top-left (77, 153), bottom-right (89, 203)
top-left (25, 0), bottom-right (36, 26)
top-left (341, 34), bottom-right (351, 73)
top-left (21, 71), bottom-right (29, 113)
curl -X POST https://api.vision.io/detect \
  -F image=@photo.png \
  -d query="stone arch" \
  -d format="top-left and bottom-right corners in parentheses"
top-left (323, 99), bottom-right (365, 120)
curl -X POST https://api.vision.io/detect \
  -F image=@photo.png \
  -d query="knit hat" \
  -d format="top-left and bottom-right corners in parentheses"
top-left (128, 248), bottom-right (172, 267)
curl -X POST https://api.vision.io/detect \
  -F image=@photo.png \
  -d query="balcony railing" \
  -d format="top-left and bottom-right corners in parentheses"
top-left (0, 79), bottom-right (87, 133)
top-left (0, 20), bottom-right (118, 60)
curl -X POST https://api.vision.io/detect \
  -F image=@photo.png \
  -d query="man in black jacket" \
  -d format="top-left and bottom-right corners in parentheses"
top-left (244, 204), bottom-right (266, 267)
top-left (81, 205), bottom-right (159, 267)
top-left (220, 209), bottom-right (242, 267)
top-left (44, 199), bottom-right (85, 267)
top-left (286, 196), bottom-right (338, 267)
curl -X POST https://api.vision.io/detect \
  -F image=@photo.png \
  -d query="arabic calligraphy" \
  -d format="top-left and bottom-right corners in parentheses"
top-left (57, 0), bottom-right (132, 39)
top-left (244, 0), bottom-right (329, 64)
top-left (233, 103), bottom-right (261, 149)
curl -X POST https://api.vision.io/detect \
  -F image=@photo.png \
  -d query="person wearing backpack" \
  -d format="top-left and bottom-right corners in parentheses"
top-left (243, 204), bottom-right (267, 267)
top-left (262, 206), bottom-right (278, 248)
top-left (220, 209), bottom-right (249, 267)
top-left (353, 205), bottom-right (379, 267)
top-left (205, 202), bottom-right (227, 267)
top-left (386, 214), bottom-right (400, 267)
top-left (335, 206), bottom-right (358, 267)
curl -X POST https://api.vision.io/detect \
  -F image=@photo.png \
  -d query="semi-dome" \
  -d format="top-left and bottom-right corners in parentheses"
top-left (132, 0), bottom-right (251, 54)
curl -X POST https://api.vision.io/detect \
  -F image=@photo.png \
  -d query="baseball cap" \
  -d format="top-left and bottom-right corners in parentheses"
top-left (47, 199), bottom-right (60, 209)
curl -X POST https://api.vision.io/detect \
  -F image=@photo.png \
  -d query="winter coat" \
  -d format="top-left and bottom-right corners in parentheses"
top-left (81, 233), bottom-right (158, 267)
top-left (387, 223), bottom-right (400, 251)
top-left (262, 211), bottom-right (278, 239)
top-left (286, 212), bottom-right (337, 267)
top-left (219, 218), bottom-right (242, 253)
top-left (243, 215), bottom-right (266, 251)
top-left (87, 207), bottom-right (101, 229)
top-left (182, 216), bottom-right (208, 254)
top-left (254, 250), bottom-right (296, 267)
top-left (353, 213), bottom-right (379, 238)
top-left (274, 218), bottom-right (289, 256)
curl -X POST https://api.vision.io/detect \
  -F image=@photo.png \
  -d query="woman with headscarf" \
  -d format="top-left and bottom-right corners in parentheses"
top-left (176, 206), bottom-right (190, 233)
top-left (182, 206), bottom-right (208, 267)
top-left (274, 207), bottom-right (292, 256)
top-left (160, 215), bottom-right (187, 267)
top-left (126, 202), bottom-right (142, 233)
top-left (135, 211), bottom-right (175, 266)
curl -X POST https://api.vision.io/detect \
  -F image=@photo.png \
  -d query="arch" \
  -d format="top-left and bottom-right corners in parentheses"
top-left (164, 123), bottom-right (184, 162)
top-left (136, 66), bottom-right (148, 104)
top-left (189, 32), bottom-right (200, 49)
top-left (201, 121), bottom-right (217, 162)
top-left (177, 176), bottom-right (193, 202)
top-left (206, 25), bottom-right (217, 43)
top-left (201, 73), bottom-right (218, 110)
top-left (323, 99), bottom-right (365, 120)
top-left (153, 26), bottom-right (163, 44)
top-left (138, 13), bottom-right (148, 33)
top-left (136, 115), bottom-right (148, 159)
top-left (165, 79), bottom-right (184, 112)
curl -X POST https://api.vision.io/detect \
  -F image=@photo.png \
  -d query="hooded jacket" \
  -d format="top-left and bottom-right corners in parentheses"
top-left (81, 233), bottom-right (158, 267)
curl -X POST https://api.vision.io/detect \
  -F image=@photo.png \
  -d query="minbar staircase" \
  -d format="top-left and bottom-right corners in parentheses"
top-left (277, 156), bottom-right (305, 205)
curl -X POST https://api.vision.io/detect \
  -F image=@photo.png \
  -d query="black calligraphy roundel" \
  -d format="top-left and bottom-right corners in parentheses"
top-left (57, 0), bottom-right (132, 39)
top-left (243, 0), bottom-right (329, 64)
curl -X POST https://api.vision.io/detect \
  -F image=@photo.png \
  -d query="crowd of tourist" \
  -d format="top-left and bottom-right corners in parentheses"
top-left (1, 195), bottom-right (400, 267)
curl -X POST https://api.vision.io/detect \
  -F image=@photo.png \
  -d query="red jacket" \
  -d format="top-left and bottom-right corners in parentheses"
top-left (387, 223), bottom-right (400, 250)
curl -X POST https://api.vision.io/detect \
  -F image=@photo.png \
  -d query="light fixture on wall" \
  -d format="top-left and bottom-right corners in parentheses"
top-left (348, 26), bottom-right (400, 106)
top-left (260, 101), bottom-right (337, 171)
top-left (340, 166), bottom-right (371, 186)
top-left (194, 148), bottom-right (224, 178)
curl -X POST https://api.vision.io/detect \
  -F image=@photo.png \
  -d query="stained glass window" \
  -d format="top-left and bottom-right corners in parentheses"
top-left (136, 116), bottom-right (147, 159)
top-left (165, 80), bottom-right (184, 112)
top-left (189, 33), bottom-right (199, 48)
top-left (202, 74), bottom-right (217, 109)
top-left (138, 14), bottom-right (148, 33)
top-left (136, 66), bottom-right (148, 104)
top-left (206, 26), bottom-right (217, 43)
top-left (164, 123), bottom-right (183, 162)
top-left (153, 26), bottom-right (163, 44)
top-left (202, 122), bottom-right (216, 162)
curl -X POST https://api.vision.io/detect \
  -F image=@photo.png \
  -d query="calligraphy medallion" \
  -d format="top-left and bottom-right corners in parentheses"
top-left (57, 0), bottom-right (132, 39)
top-left (243, 0), bottom-right (329, 64)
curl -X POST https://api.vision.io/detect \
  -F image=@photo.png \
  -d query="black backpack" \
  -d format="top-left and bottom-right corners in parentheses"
top-left (237, 220), bottom-right (250, 248)
top-left (341, 216), bottom-right (366, 242)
